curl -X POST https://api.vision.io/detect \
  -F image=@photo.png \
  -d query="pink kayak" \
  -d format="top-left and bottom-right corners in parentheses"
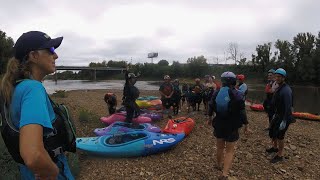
top-left (100, 113), bottom-right (152, 125)
top-left (112, 111), bottom-right (162, 121)
top-left (93, 122), bottom-right (161, 136)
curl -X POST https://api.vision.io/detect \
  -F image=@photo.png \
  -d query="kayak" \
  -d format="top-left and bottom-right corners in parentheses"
top-left (162, 117), bottom-right (195, 136)
top-left (76, 131), bottom-right (185, 157)
top-left (93, 122), bottom-right (161, 136)
top-left (110, 111), bottom-right (162, 121)
top-left (137, 96), bottom-right (159, 101)
top-left (292, 112), bottom-right (320, 121)
top-left (249, 104), bottom-right (264, 111)
top-left (136, 99), bottom-right (162, 109)
top-left (100, 113), bottom-right (152, 125)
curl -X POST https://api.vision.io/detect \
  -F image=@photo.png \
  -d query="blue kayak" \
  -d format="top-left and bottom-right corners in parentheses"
top-left (76, 131), bottom-right (185, 157)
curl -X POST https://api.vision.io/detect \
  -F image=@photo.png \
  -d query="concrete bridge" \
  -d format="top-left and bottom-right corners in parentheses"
top-left (54, 66), bottom-right (126, 82)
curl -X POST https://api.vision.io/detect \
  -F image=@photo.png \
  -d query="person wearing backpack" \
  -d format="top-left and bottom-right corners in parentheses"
top-left (208, 71), bottom-right (249, 179)
top-left (0, 31), bottom-right (76, 179)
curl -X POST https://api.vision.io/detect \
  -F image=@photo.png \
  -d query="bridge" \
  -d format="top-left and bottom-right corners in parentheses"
top-left (54, 66), bottom-right (126, 83)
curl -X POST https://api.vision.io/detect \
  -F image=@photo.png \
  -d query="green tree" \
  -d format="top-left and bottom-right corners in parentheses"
top-left (255, 42), bottom-right (272, 72)
top-left (158, 59), bottom-right (169, 66)
top-left (293, 32), bottom-right (316, 82)
top-left (186, 55), bottom-right (209, 77)
top-left (0, 30), bottom-right (14, 74)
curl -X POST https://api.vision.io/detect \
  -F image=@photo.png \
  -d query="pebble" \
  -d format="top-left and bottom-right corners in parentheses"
top-left (299, 143), bottom-right (307, 148)
top-left (289, 144), bottom-right (297, 151)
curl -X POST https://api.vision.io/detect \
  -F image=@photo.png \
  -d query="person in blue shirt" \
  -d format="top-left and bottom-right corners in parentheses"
top-left (208, 71), bottom-right (249, 179)
top-left (266, 68), bottom-right (294, 163)
top-left (236, 74), bottom-right (248, 100)
top-left (0, 31), bottom-right (74, 179)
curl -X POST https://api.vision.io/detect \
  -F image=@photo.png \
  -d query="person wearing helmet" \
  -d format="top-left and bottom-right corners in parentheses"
top-left (236, 74), bottom-right (248, 99)
top-left (208, 71), bottom-right (249, 179)
top-left (181, 82), bottom-right (189, 108)
top-left (104, 92), bottom-right (117, 115)
top-left (123, 68), bottom-right (141, 126)
top-left (171, 79), bottom-right (182, 115)
top-left (267, 68), bottom-right (294, 163)
top-left (263, 69), bottom-right (278, 129)
top-left (159, 75), bottom-right (174, 116)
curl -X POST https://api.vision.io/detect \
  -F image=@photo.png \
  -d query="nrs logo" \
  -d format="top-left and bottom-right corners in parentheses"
top-left (152, 138), bottom-right (176, 145)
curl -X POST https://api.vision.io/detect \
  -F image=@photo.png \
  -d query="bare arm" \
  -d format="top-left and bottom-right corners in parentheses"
top-left (20, 124), bottom-right (59, 179)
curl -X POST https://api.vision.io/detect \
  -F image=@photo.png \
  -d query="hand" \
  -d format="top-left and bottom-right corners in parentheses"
top-left (35, 164), bottom-right (59, 180)
top-left (279, 120), bottom-right (286, 130)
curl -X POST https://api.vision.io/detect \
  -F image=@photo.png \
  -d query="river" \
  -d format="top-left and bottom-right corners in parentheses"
top-left (43, 80), bottom-right (320, 113)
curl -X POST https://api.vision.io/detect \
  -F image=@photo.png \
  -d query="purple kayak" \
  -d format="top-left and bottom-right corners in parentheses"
top-left (94, 121), bottom-right (161, 136)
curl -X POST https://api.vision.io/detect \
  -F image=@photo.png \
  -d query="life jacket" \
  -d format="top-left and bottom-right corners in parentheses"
top-left (0, 81), bottom-right (76, 165)
top-left (211, 86), bottom-right (243, 130)
top-left (215, 87), bottom-right (232, 116)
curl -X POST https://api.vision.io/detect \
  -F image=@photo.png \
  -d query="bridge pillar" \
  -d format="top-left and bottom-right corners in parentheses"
top-left (93, 69), bottom-right (97, 81)
top-left (54, 71), bottom-right (58, 84)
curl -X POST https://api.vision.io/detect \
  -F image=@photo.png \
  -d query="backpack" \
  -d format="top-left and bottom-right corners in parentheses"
top-left (0, 83), bottom-right (76, 164)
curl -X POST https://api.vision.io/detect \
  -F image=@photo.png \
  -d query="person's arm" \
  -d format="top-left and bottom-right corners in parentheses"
top-left (282, 87), bottom-right (293, 124)
top-left (168, 84), bottom-right (174, 98)
top-left (20, 124), bottom-right (59, 179)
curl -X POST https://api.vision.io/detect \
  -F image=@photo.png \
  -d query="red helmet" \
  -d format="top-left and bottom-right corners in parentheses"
top-left (236, 74), bottom-right (245, 80)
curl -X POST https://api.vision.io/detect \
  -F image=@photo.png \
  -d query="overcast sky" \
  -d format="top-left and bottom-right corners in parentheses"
top-left (1, 0), bottom-right (319, 66)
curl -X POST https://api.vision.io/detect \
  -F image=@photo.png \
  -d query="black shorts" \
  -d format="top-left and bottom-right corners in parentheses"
top-left (213, 128), bottom-right (239, 142)
top-left (269, 123), bottom-right (290, 140)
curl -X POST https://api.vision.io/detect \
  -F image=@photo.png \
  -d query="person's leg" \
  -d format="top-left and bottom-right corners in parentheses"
top-left (222, 141), bottom-right (236, 177)
top-left (277, 139), bottom-right (284, 156)
top-left (216, 138), bottom-right (225, 169)
top-left (125, 105), bottom-right (134, 123)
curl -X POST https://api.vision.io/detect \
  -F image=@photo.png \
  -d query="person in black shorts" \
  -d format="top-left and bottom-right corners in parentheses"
top-left (266, 68), bottom-right (294, 163)
top-left (208, 71), bottom-right (248, 179)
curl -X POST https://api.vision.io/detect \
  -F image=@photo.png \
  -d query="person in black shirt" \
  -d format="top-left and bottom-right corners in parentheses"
top-left (122, 70), bottom-right (140, 126)
top-left (104, 93), bottom-right (117, 115)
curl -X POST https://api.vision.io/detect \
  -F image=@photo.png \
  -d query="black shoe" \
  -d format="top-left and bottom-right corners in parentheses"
top-left (266, 147), bottom-right (279, 153)
top-left (270, 155), bottom-right (283, 163)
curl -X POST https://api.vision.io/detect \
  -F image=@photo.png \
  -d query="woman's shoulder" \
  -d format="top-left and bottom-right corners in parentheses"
top-left (15, 79), bottom-right (46, 93)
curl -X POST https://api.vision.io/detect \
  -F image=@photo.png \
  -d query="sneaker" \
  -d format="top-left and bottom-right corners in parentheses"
top-left (270, 155), bottom-right (283, 163)
top-left (266, 147), bottom-right (279, 153)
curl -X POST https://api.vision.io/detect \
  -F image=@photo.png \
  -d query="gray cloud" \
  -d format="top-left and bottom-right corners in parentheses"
top-left (1, 0), bottom-right (319, 66)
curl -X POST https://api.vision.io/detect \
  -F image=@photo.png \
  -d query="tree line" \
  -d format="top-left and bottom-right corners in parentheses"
top-left (1, 29), bottom-right (320, 85)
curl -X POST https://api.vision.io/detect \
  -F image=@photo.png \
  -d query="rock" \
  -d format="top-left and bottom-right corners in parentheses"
top-left (297, 166), bottom-right (304, 171)
top-left (309, 151), bottom-right (315, 156)
top-left (289, 144), bottom-right (297, 151)
top-left (284, 146), bottom-right (291, 151)
top-left (299, 143), bottom-right (306, 148)
top-left (280, 169), bottom-right (286, 173)
top-left (246, 153), bottom-right (253, 159)
top-left (139, 171), bottom-right (144, 176)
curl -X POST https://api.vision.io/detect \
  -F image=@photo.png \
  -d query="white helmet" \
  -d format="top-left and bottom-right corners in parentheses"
top-left (164, 75), bottom-right (171, 80)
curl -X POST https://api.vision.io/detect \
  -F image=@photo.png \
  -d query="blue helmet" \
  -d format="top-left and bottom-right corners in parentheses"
top-left (268, 69), bottom-right (275, 74)
top-left (221, 71), bottom-right (236, 86)
top-left (275, 68), bottom-right (286, 77)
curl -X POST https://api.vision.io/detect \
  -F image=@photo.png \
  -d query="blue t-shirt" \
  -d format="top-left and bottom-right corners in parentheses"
top-left (10, 79), bottom-right (74, 180)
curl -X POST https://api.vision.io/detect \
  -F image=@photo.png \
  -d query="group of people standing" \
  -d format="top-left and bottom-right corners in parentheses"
top-left (0, 30), bottom-right (294, 180)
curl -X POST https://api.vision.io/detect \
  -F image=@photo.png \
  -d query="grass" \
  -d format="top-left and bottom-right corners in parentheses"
top-left (52, 90), bottom-right (67, 98)
top-left (78, 108), bottom-right (99, 124)
top-left (0, 134), bottom-right (20, 179)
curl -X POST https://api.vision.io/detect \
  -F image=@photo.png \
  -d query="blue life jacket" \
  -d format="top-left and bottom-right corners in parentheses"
top-left (215, 87), bottom-right (232, 115)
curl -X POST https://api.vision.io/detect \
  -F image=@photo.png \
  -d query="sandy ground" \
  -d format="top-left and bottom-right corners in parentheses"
top-left (52, 89), bottom-right (320, 180)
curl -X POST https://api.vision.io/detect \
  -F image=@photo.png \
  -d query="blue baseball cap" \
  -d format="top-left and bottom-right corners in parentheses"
top-left (14, 31), bottom-right (63, 62)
